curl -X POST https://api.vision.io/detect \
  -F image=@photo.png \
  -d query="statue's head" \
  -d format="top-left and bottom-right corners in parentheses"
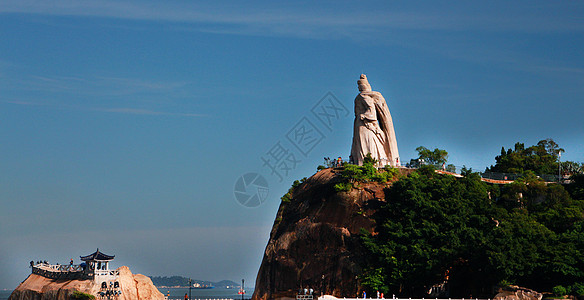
top-left (358, 74), bottom-right (372, 92)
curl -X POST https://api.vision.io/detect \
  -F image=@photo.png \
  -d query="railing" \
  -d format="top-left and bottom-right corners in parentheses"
top-left (31, 263), bottom-right (119, 280)
top-left (32, 263), bottom-right (88, 280)
top-left (34, 262), bottom-right (84, 272)
top-left (94, 269), bottom-right (120, 277)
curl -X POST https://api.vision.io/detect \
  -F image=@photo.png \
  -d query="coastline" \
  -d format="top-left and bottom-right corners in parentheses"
top-left (155, 287), bottom-right (254, 299)
top-left (0, 286), bottom-right (254, 300)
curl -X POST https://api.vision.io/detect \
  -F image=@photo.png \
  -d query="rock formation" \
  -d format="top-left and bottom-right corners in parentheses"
top-left (252, 168), bottom-right (413, 300)
top-left (9, 266), bottom-right (164, 300)
top-left (350, 74), bottom-right (399, 167)
top-left (493, 285), bottom-right (543, 300)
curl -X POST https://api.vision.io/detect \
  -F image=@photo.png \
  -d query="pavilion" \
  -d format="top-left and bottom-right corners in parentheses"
top-left (80, 248), bottom-right (116, 278)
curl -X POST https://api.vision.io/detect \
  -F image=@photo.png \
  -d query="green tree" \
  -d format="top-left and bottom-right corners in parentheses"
top-left (552, 285), bottom-right (567, 297)
top-left (487, 139), bottom-right (564, 175)
top-left (360, 166), bottom-right (584, 297)
top-left (415, 146), bottom-right (448, 165)
top-left (561, 161), bottom-right (583, 176)
top-left (361, 169), bottom-right (494, 297)
top-left (566, 174), bottom-right (584, 200)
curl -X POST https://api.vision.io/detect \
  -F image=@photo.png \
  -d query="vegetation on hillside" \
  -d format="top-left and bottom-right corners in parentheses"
top-left (486, 138), bottom-right (583, 176)
top-left (358, 140), bottom-right (584, 298)
top-left (281, 177), bottom-right (307, 203)
top-left (70, 291), bottom-right (95, 300)
top-left (333, 154), bottom-right (399, 192)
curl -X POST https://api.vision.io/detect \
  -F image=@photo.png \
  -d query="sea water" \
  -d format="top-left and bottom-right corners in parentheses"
top-left (158, 287), bottom-right (253, 300)
top-left (0, 287), bottom-right (253, 300)
top-left (0, 290), bottom-right (11, 300)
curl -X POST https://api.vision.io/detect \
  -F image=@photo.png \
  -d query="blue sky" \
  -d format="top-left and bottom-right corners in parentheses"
top-left (1, 0), bottom-right (583, 290)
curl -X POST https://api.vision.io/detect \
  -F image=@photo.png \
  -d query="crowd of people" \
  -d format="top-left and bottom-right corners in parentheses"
top-left (30, 260), bottom-right (49, 267)
top-left (362, 290), bottom-right (391, 299)
top-left (323, 157), bottom-right (344, 168)
top-left (298, 287), bottom-right (314, 295)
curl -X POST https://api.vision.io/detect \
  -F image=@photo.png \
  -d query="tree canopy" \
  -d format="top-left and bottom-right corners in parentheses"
top-left (360, 163), bottom-right (584, 297)
top-left (487, 139), bottom-right (564, 175)
top-left (416, 146), bottom-right (448, 165)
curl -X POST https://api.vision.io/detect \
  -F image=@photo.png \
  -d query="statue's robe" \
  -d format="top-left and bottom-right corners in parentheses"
top-left (350, 91), bottom-right (399, 166)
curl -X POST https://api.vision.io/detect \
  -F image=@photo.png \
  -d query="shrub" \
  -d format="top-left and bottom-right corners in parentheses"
top-left (553, 285), bottom-right (567, 297)
top-left (281, 192), bottom-right (291, 203)
top-left (340, 162), bottom-right (397, 183)
top-left (334, 182), bottom-right (352, 192)
top-left (280, 178), bottom-right (307, 203)
top-left (71, 291), bottom-right (95, 300)
top-left (497, 280), bottom-right (512, 288)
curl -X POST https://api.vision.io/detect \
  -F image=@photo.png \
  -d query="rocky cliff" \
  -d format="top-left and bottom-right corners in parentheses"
top-left (252, 168), bottom-right (412, 300)
top-left (9, 266), bottom-right (164, 300)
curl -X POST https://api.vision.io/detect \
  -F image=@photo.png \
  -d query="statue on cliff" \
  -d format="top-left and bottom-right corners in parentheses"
top-left (350, 74), bottom-right (399, 167)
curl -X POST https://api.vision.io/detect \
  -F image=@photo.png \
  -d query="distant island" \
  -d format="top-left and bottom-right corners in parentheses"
top-left (149, 276), bottom-right (239, 289)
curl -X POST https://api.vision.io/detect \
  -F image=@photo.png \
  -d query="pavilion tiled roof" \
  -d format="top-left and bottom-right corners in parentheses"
top-left (80, 249), bottom-right (115, 261)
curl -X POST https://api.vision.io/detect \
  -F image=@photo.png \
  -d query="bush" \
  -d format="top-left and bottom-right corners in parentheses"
top-left (498, 280), bottom-right (513, 287)
top-left (280, 178), bottom-right (308, 203)
top-left (553, 285), bottom-right (567, 297)
top-left (334, 182), bottom-right (352, 192)
top-left (340, 162), bottom-right (397, 183)
top-left (373, 166), bottom-right (399, 182)
top-left (71, 291), bottom-right (95, 300)
top-left (281, 192), bottom-right (291, 203)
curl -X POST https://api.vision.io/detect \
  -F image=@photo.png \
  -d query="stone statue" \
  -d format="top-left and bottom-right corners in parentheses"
top-left (350, 74), bottom-right (399, 167)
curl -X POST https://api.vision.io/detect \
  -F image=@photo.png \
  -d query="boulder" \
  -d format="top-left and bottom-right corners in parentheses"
top-left (494, 285), bottom-right (543, 300)
top-left (252, 168), bottom-right (412, 300)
